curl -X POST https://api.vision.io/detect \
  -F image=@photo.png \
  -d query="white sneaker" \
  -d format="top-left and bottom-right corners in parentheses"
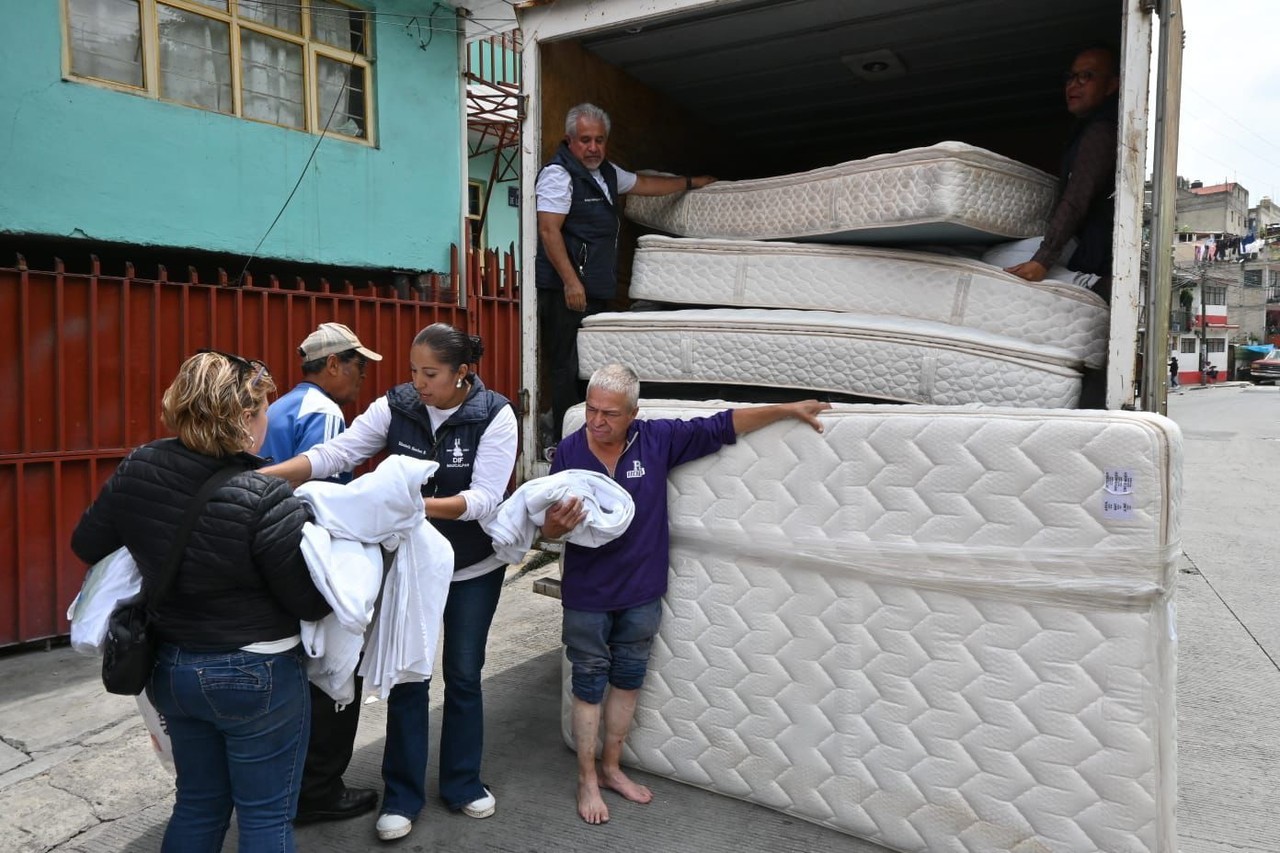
top-left (461, 788), bottom-right (496, 819)
top-left (375, 813), bottom-right (412, 841)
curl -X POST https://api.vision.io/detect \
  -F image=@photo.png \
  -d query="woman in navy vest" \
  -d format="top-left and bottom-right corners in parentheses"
top-left (263, 323), bottom-right (518, 842)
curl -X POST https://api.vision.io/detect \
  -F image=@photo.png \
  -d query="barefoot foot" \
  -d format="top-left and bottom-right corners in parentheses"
top-left (600, 768), bottom-right (653, 804)
top-left (577, 780), bottom-right (610, 824)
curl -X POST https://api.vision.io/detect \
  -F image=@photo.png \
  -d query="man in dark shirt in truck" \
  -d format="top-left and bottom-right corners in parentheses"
top-left (534, 103), bottom-right (715, 449)
top-left (541, 363), bottom-right (828, 824)
top-left (1004, 45), bottom-right (1120, 294)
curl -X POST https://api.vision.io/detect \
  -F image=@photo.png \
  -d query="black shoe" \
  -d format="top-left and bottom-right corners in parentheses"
top-left (294, 787), bottom-right (379, 825)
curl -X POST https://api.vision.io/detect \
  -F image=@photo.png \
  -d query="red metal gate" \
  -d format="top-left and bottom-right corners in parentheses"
top-left (1, 245), bottom-right (520, 647)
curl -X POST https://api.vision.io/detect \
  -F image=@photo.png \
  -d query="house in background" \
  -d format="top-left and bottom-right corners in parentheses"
top-left (1173, 178), bottom-right (1250, 264)
top-left (1170, 274), bottom-right (1234, 384)
top-left (1, 0), bottom-right (471, 274)
top-left (1170, 176), bottom-right (1247, 383)
top-left (1247, 196), bottom-right (1280, 240)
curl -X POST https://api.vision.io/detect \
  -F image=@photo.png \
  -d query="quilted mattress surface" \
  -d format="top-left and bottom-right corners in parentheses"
top-left (625, 142), bottom-right (1057, 244)
top-left (577, 309), bottom-right (1084, 408)
top-left (559, 401), bottom-right (1181, 853)
top-left (630, 236), bottom-right (1111, 369)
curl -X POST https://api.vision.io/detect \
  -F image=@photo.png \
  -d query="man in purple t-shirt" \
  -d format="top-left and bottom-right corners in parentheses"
top-left (544, 364), bottom-right (829, 825)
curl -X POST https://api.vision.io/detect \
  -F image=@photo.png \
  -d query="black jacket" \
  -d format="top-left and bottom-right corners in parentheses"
top-left (71, 438), bottom-right (330, 651)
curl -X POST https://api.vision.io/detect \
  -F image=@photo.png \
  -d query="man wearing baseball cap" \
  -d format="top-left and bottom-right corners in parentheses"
top-left (261, 323), bottom-right (381, 485)
top-left (261, 322), bottom-right (382, 824)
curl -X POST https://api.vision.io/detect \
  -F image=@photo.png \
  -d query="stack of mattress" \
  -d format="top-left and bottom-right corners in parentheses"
top-left (624, 141), bottom-right (1058, 245)
top-left (577, 308), bottom-right (1085, 408)
top-left (561, 402), bottom-right (1180, 853)
top-left (574, 142), bottom-right (1109, 407)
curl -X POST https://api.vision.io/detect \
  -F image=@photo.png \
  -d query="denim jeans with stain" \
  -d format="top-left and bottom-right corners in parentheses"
top-left (149, 642), bottom-right (310, 853)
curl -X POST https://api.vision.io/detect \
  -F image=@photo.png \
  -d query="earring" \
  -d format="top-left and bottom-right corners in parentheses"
top-left (456, 378), bottom-right (464, 388)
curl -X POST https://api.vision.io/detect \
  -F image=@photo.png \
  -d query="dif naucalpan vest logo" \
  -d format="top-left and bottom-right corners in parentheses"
top-left (625, 460), bottom-right (645, 479)
top-left (448, 437), bottom-right (469, 468)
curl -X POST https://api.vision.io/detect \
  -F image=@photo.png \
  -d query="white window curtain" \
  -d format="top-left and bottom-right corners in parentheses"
top-left (311, 0), bottom-right (364, 52)
top-left (68, 0), bottom-right (144, 87)
top-left (241, 31), bottom-right (304, 128)
top-left (317, 57), bottom-right (364, 137)
top-left (238, 0), bottom-right (302, 34)
top-left (157, 4), bottom-right (232, 113)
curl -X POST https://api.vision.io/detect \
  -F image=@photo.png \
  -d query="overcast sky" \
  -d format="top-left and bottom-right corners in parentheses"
top-left (1175, 0), bottom-right (1280, 205)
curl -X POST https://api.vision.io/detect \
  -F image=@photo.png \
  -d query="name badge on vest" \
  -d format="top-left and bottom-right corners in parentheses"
top-left (396, 440), bottom-right (428, 457)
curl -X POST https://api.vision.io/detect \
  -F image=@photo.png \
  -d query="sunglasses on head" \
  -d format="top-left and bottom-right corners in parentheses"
top-left (197, 348), bottom-right (270, 387)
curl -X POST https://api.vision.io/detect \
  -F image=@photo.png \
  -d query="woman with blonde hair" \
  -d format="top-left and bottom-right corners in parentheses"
top-left (72, 350), bottom-right (331, 853)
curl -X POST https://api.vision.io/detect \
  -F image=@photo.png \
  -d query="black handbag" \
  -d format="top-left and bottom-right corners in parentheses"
top-left (101, 463), bottom-right (241, 695)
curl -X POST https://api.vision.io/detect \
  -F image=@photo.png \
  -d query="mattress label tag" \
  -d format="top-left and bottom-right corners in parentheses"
top-left (1104, 468), bottom-right (1134, 495)
top-left (1103, 497), bottom-right (1134, 520)
top-left (1103, 469), bottom-right (1135, 519)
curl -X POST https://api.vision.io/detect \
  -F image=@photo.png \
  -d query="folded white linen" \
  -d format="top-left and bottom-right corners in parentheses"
top-left (68, 547), bottom-right (141, 655)
top-left (297, 524), bottom-right (383, 703)
top-left (481, 470), bottom-right (635, 564)
top-left (296, 455), bottom-right (454, 701)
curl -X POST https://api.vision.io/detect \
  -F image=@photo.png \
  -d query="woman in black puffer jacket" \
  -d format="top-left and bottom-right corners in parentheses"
top-left (72, 350), bottom-right (330, 853)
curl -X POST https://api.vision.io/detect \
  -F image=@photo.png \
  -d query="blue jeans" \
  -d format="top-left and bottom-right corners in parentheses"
top-left (562, 599), bottom-right (663, 704)
top-left (149, 643), bottom-right (310, 853)
top-left (381, 567), bottom-right (504, 817)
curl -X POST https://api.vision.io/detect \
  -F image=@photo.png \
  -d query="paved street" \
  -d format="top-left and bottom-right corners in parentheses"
top-left (1, 383), bottom-right (1278, 852)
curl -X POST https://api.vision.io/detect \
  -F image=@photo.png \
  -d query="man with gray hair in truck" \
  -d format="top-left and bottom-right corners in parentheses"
top-left (535, 102), bottom-right (716, 451)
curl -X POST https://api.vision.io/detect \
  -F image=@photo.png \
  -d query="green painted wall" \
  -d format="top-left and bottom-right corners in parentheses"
top-left (0, 2), bottom-right (463, 272)
top-left (469, 151), bottom-right (519, 255)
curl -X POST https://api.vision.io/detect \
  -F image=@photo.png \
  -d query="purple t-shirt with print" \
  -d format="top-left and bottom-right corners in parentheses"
top-left (549, 410), bottom-right (736, 612)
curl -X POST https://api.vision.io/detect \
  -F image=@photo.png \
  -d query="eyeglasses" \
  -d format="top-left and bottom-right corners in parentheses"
top-left (197, 348), bottom-right (269, 387)
top-left (1063, 69), bottom-right (1101, 86)
top-left (339, 350), bottom-right (369, 372)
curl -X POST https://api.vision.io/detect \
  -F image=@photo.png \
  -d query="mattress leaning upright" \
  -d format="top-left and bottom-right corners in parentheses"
top-left (561, 401), bottom-right (1181, 853)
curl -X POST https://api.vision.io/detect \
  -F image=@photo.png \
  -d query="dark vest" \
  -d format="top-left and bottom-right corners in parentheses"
top-left (1061, 100), bottom-right (1118, 276)
top-left (535, 142), bottom-right (621, 300)
top-left (384, 377), bottom-right (511, 571)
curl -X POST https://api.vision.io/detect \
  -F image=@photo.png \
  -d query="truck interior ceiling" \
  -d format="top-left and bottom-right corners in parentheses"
top-left (538, 0), bottom-right (1124, 181)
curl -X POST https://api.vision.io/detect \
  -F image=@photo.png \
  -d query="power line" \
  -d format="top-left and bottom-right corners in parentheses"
top-left (236, 32), bottom-right (365, 285)
top-left (229, 0), bottom-right (519, 32)
top-left (1185, 86), bottom-right (1280, 155)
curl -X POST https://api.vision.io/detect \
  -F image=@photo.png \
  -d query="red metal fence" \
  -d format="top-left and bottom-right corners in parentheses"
top-left (1, 245), bottom-right (521, 647)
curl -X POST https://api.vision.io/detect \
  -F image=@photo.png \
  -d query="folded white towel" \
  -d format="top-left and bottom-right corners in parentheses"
top-left (481, 470), bottom-right (635, 564)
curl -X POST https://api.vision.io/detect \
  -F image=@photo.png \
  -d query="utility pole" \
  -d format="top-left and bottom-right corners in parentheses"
top-left (1198, 261), bottom-right (1208, 385)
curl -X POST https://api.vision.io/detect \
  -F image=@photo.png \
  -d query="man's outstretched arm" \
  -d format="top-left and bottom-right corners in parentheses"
top-left (630, 173), bottom-right (717, 197)
top-left (732, 400), bottom-right (831, 436)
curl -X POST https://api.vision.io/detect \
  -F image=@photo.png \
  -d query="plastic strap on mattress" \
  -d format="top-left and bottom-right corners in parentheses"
top-left (670, 527), bottom-right (1180, 611)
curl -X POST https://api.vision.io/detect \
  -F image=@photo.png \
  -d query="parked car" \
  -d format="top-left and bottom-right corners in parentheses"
top-left (1248, 350), bottom-right (1280, 384)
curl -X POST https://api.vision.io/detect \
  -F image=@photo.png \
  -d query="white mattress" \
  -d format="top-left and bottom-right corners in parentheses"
top-left (576, 309), bottom-right (1084, 408)
top-left (560, 401), bottom-right (1181, 853)
top-left (630, 236), bottom-right (1110, 369)
top-left (625, 142), bottom-right (1057, 244)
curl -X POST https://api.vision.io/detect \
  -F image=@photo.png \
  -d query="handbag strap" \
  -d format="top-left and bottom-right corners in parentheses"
top-left (146, 462), bottom-right (244, 614)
